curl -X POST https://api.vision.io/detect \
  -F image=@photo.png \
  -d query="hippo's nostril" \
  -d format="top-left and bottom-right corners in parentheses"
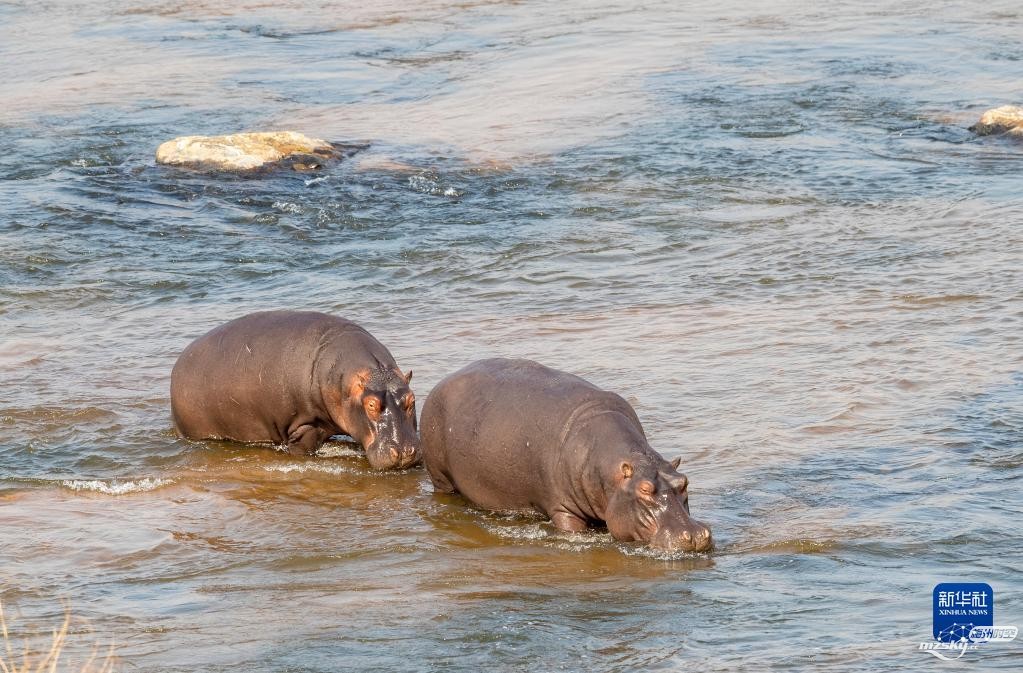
top-left (389, 447), bottom-right (399, 463)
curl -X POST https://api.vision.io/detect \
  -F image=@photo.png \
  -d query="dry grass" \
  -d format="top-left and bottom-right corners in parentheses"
top-left (0, 601), bottom-right (115, 673)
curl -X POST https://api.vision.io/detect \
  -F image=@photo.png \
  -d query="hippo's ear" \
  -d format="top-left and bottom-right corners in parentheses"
top-left (404, 369), bottom-right (413, 384)
top-left (670, 456), bottom-right (682, 471)
top-left (668, 474), bottom-right (689, 493)
top-left (619, 461), bottom-right (633, 479)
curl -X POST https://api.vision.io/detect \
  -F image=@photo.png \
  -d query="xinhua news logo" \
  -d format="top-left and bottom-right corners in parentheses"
top-left (917, 583), bottom-right (1018, 661)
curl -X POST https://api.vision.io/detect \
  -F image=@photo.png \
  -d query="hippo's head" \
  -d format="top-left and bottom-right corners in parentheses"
top-left (336, 366), bottom-right (421, 469)
top-left (604, 456), bottom-right (712, 553)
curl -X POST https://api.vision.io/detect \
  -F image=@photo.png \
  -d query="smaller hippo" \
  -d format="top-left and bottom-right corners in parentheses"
top-left (421, 358), bottom-right (712, 552)
top-left (171, 311), bottom-right (420, 469)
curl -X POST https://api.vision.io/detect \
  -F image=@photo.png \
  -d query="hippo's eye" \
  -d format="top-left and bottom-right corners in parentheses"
top-left (363, 395), bottom-right (382, 420)
top-left (637, 480), bottom-right (656, 497)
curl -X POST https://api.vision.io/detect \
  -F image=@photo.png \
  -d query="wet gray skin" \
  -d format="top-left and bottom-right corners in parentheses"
top-left (421, 358), bottom-right (713, 553)
top-left (171, 311), bottom-right (420, 469)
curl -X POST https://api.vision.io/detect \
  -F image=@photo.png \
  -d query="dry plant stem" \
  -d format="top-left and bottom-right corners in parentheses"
top-left (0, 602), bottom-right (113, 673)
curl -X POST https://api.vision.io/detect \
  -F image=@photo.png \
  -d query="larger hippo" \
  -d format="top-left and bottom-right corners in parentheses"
top-left (171, 310), bottom-right (420, 469)
top-left (421, 358), bottom-right (712, 552)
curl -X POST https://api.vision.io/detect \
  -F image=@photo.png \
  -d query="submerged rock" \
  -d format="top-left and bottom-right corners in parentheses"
top-left (971, 106), bottom-right (1023, 137)
top-left (155, 131), bottom-right (339, 171)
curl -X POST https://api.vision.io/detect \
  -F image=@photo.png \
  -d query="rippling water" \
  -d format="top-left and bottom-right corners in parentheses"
top-left (2, 0), bottom-right (1022, 670)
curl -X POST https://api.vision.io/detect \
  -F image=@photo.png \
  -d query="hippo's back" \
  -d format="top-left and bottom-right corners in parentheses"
top-left (424, 358), bottom-right (605, 431)
top-left (420, 358), bottom-right (630, 510)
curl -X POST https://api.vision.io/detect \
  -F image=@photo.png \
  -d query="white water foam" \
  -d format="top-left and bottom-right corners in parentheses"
top-left (262, 463), bottom-right (358, 476)
top-left (60, 477), bottom-right (173, 495)
top-left (407, 174), bottom-right (462, 198)
top-left (271, 200), bottom-right (303, 214)
top-left (480, 517), bottom-right (706, 559)
top-left (314, 444), bottom-right (363, 459)
top-left (479, 521), bottom-right (551, 541)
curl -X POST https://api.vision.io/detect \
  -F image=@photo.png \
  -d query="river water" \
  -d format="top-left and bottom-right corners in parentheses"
top-left (1, 1), bottom-right (1021, 670)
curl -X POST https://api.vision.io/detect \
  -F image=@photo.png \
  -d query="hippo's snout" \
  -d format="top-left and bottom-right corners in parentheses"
top-left (366, 441), bottom-right (419, 470)
top-left (651, 519), bottom-right (713, 553)
top-left (389, 444), bottom-right (422, 469)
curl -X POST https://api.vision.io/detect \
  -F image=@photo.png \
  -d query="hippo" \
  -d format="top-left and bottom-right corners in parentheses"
top-left (170, 310), bottom-right (420, 469)
top-left (421, 358), bottom-right (712, 552)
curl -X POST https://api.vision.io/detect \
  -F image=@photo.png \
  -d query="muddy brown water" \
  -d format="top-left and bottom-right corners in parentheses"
top-left (1, 1), bottom-right (1021, 671)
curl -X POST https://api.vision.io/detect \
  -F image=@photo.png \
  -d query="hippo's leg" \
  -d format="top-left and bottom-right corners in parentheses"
top-left (551, 510), bottom-right (588, 533)
top-left (427, 469), bottom-right (457, 494)
top-left (287, 424), bottom-right (324, 456)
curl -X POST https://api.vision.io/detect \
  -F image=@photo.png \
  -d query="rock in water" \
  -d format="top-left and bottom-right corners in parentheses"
top-left (971, 106), bottom-right (1023, 137)
top-left (155, 131), bottom-right (338, 170)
